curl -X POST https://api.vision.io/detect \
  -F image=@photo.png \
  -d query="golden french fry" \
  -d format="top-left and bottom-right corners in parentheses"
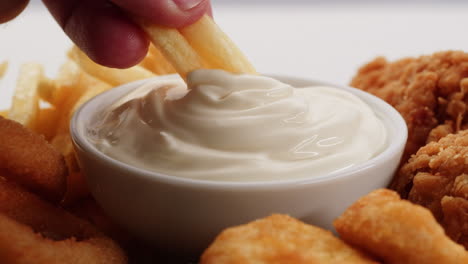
top-left (34, 107), bottom-right (59, 141)
top-left (38, 60), bottom-right (81, 106)
top-left (8, 63), bottom-right (43, 128)
top-left (138, 18), bottom-right (206, 80)
top-left (70, 79), bottom-right (111, 116)
top-left (53, 71), bottom-right (112, 138)
top-left (139, 45), bottom-right (176, 75)
top-left (180, 15), bottom-right (256, 74)
top-left (38, 77), bottom-right (56, 104)
top-left (0, 110), bottom-right (7, 117)
top-left (0, 61), bottom-right (8, 78)
top-left (68, 46), bottom-right (154, 86)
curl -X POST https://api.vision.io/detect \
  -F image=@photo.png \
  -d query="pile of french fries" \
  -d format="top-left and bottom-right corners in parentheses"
top-left (0, 15), bottom-right (255, 204)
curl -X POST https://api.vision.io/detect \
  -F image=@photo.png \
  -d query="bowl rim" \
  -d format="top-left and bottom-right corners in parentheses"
top-left (70, 73), bottom-right (408, 190)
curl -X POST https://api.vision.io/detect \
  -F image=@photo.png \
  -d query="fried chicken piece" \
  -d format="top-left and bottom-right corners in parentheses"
top-left (0, 177), bottom-right (127, 264)
top-left (397, 130), bottom-right (468, 248)
top-left (334, 189), bottom-right (468, 264)
top-left (200, 214), bottom-right (378, 264)
top-left (0, 116), bottom-right (67, 202)
top-left (351, 51), bottom-right (468, 165)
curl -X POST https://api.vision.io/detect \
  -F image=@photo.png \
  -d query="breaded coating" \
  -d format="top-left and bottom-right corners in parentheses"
top-left (0, 177), bottom-right (95, 238)
top-left (397, 130), bottom-right (468, 248)
top-left (200, 214), bottom-right (378, 264)
top-left (0, 116), bottom-right (67, 202)
top-left (334, 189), bottom-right (468, 264)
top-left (0, 177), bottom-right (127, 264)
top-left (0, 213), bottom-right (126, 264)
top-left (350, 51), bottom-right (468, 167)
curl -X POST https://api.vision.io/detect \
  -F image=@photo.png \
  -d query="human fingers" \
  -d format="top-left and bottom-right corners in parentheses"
top-left (0, 0), bottom-right (29, 23)
top-left (110, 0), bottom-right (211, 28)
top-left (43, 0), bottom-right (149, 68)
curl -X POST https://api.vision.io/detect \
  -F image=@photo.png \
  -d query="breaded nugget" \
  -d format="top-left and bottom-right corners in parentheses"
top-left (0, 213), bottom-right (126, 264)
top-left (0, 177), bottom-right (94, 238)
top-left (397, 130), bottom-right (468, 248)
top-left (334, 189), bottom-right (468, 264)
top-left (0, 116), bottom-right (67, 202)
top-left (200, 214), bottom-right (378, 264)
top-left (351, 51), bottom-right (468, 166)
top-left (0, 177), bottom-right (127, 264)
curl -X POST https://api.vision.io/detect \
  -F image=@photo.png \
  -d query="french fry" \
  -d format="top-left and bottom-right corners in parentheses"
top-left (8, 63), bottom-right (43, 128)
top-left (0, 61), bottom-right (8, 78)
top-left (34, 107), bottom-right (59, 141)
top-left (38, 60), bottom-right (80, 106)
top-left (37, 77), bottom-right (56, 104)
top-left (70, 78), bottom-right (112, 116)
top-left (53, 71), bottom-right (112, 139)
top-left (180, 15), bottom-right (256, 74)
top-left (0, 110), bottom-right (7, 117)
top-left (139, 45), bottom-right (176, 75)
top-left (68, 46), bottom-right (154, 86)
top-left (138, 18), bottom-right (206, 80)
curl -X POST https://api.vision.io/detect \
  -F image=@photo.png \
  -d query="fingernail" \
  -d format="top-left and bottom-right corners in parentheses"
top-left (172, 0), bottom-right (204, 11)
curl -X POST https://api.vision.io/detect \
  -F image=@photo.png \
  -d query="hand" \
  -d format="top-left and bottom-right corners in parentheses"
top-left (1, 0), bottom-right (211, 68)
top-left (42, 0), bottom-right (211, 68)
top-left (0, 0), bottom-right (29, 23)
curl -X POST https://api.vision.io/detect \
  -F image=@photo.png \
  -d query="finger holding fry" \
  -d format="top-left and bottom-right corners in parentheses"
top-left (68, 46), bottom-right (154, 86)
top-left (138, 18), bottom-right (206, 81)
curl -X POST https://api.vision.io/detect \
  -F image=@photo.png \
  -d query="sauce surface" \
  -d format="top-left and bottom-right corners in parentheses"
top-left (89, 70), bottom-right (387, 181)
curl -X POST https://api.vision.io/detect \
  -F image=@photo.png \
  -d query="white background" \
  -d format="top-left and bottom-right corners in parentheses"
top-left (1, 1), bottom-right (468, 108)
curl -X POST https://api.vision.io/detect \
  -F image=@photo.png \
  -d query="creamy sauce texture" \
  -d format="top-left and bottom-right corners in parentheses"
top-left (89, 70), bottom-right (387, 181)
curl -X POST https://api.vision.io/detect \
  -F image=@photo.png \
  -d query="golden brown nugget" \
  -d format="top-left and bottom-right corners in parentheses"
top-left (334, 189), bottom-right (468, 264)
top-left (0, 213), bottom-right (127, 264)
top-left (398, 130), bottom-right (468, 248)
top-left (201, 214), bottom-right (378, 264)
top-left (0, 116), bottom-right (67, 202)
top-left (351, 51), bottom-right (468, 168)
top-left (0, 178), bottom-right (127, 264)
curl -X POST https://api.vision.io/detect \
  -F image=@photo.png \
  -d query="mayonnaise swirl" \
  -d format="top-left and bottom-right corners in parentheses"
top-left (90, 70), bottom-right (387, 181)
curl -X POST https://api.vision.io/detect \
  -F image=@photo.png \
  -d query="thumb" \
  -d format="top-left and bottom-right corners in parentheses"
top-left (110, 0), bottom-right (211, 28)
top-left (0, 0), bottom-right (29, 23)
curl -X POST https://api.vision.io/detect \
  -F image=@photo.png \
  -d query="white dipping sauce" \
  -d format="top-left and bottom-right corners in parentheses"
top-left (89, 70), bottom-right (387, 181)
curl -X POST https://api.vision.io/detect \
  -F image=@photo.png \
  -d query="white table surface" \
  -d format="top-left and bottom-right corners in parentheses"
top-left (1, 1), bottom-right (468, 108)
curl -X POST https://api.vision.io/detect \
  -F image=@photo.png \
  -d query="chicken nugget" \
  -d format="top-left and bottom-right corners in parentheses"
top-left (0, 213), bottom-right (126, 264)
top-left (351, 51), bottom-right (468, 167)
top-left (0, 177), bottom-right (127, 264)
top-left (397, 130), bottom-right (468, 248)
top-left (334, 189), bottom-right (468, 264)
top-left (201, 214), bottom-right (378, 264)
top-left (0, 116), bottom-right (67, 202)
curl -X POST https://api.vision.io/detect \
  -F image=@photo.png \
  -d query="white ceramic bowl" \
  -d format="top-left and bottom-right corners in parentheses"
top-left (71, 75), bottom-right (407, 255)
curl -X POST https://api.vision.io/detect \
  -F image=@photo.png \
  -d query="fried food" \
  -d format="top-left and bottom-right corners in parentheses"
top-left (138, 18), bottom-right (206, 80)
top-left (180, 15), bottom-right (256, 74)
top-left (0, 61), bottom-right (7, 78)
top-left (138, 14), bottom-right (256, 80)
top-left (397, 130), bottom-right (468, 248)
top-left (0, 177), bottom-right (127, 264)
top-left (139, 44), bottom-right (176, 75)
top-left (350, 51), bottom-right (468, 165)
top-left (0, 116), bottom-right (67, 202)
top-left (200, 214), bottom-right (377, 264)
top-left (334, 189), bottom-right (468, 264)
top-left (68, 46), bottom-right (154, 86)
top-left (8, 62), bottom-right (43, 129)
top-left (351, 51), bottom-right (468, 250)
